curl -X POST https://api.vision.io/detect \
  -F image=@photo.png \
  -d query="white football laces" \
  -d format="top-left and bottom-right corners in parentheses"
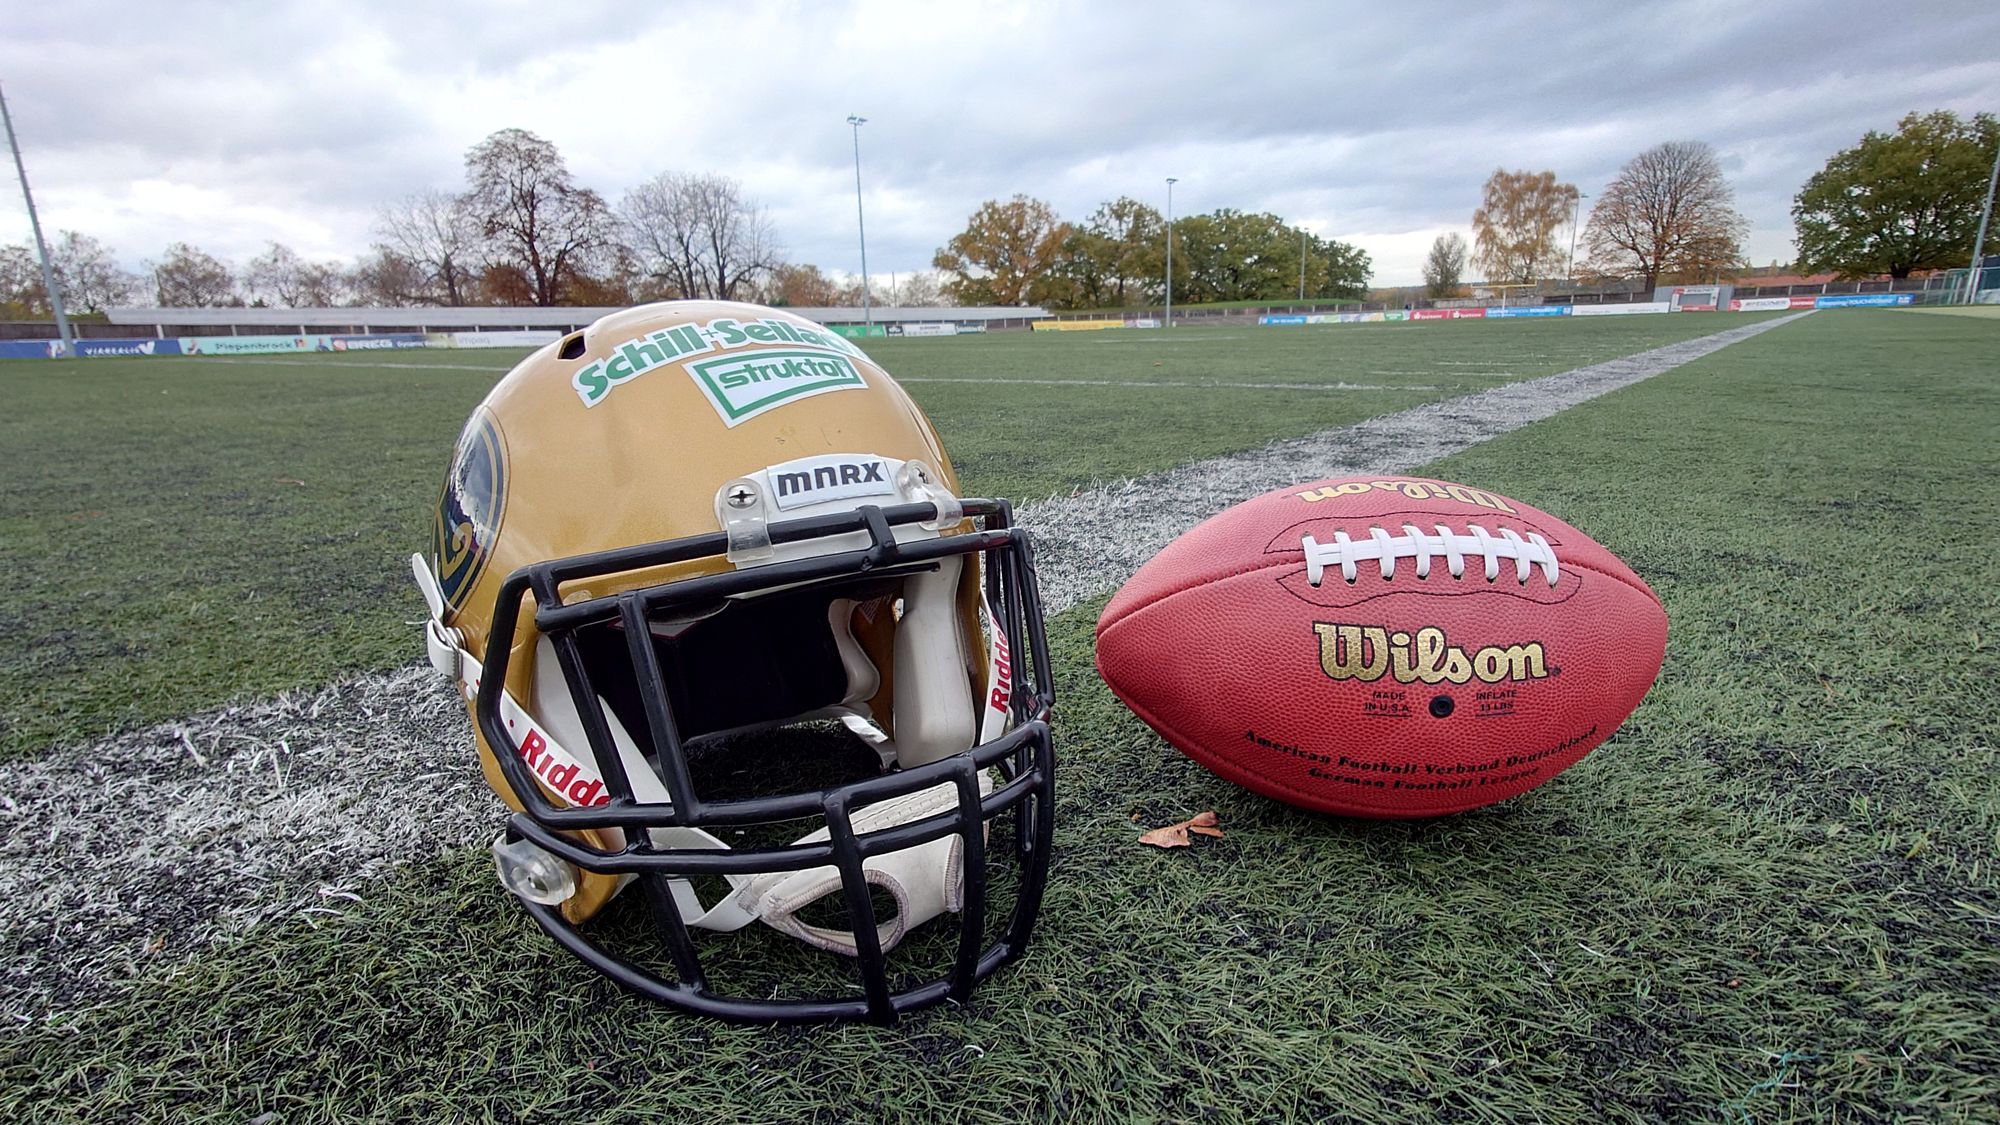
top-left (1301, 524), bottom-right (1560, 587)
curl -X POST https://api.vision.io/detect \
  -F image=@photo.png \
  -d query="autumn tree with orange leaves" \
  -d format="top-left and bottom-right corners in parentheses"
top-left (1471, 169), bottom-right (1579, 284)
top-left (932, 195), bottom-right (1074, 306)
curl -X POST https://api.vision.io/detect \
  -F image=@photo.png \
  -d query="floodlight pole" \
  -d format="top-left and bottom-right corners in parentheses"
top-left (1960, 143), bottom-right (1992, 306)
top-left (1, 82), bottom-right (74, 358)
top-left (847, 115), bottom-right (871, 330)
top-left (1566, 192), bottom-right (1588, 285)
top-left (1298, 225), bottom-right (1307, 300)
top-left (1165, 178), bottom-right (1177, 328)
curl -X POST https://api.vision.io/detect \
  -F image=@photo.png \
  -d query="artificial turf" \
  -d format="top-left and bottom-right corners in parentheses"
top-left (1, 309), bottom-right (1993, 1122)
top-left (0, 312), bottom-right (1778, 759)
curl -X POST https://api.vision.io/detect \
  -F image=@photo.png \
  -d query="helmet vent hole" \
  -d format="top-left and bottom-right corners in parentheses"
top-left (558, 332), bottom-right (587, 360)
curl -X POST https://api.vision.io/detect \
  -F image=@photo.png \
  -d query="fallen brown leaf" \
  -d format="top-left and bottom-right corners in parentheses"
top-left (1139, 810), bottom-right (1224, 849)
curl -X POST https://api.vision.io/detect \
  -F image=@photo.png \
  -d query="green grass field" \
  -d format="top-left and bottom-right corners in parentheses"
top-left (1, 310), bottom-right (1994, 1122)
top-left (0, 313), bottom-right (1779, 759)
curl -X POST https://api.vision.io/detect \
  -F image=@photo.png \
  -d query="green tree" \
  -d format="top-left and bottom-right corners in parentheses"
top-left (1064, 196), bottom-right (1164, 307)
top-left (932, 195), bottom-right (1073, 306)
top-left (1792, 110), bottom-right (2000, 279)
top-left (1423, 232), bottom-right (1468, 298)
top-left (1171, 210), bottom-right (1368, 302)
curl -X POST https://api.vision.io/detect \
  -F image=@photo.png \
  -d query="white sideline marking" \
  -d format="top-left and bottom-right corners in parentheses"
top-left (899, 376), bottom-right (1435, 392)
top-left (0, 311), bottom-right (1810, 1022)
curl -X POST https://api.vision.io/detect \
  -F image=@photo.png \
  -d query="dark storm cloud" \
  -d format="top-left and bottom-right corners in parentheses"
top-left (1, 1), bottom-right (1995, 284)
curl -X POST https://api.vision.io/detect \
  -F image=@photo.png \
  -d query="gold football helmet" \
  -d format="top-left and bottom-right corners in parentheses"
top-left (412, 301), bottom-right (1053, 1023)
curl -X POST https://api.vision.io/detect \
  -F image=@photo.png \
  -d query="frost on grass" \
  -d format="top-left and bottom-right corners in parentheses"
top-left (0, 312), bottom-right (1804, 1022)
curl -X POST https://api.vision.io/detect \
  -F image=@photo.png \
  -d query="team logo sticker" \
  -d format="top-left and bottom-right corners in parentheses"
top-left (687, 351), bottom-right (866, 428)
top-left (569, 315), bottom-right (865, 409)
top-left (432, 409), bottom-right (507, 614)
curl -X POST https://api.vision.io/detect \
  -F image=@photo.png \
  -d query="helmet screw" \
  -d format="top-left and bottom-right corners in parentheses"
top-left (725, 484), bottom-right (758, 509)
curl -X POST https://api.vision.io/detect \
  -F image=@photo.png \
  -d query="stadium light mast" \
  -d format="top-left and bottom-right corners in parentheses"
top-left (1, 82), bottom-right (74, 358)
top-left (1165, 178), bottom-right (1178, 328)
top-left (1960, 143), bottom-right (1992, 306)
top-left (847, 115), bottom-right (871, 330)
top-left (1298, 225), bottom-right (1307, 300)
top-left (1566, 192), bottom-right (1588, 284)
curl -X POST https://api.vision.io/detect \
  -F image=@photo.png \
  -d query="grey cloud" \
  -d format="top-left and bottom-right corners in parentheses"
top-left (2, 2), bottom-right (1997, 285)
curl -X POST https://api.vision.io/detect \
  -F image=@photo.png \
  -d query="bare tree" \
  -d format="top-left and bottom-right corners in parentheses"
top-left (898, 270), bottom-right (948, 307)
top-left (244, 242), bottom-right (309, 306)
top-left (1471, 170), bottom-right (1579, 284)
top-left (375, 189), bottom-right (481, 305)
top-left (51, 231), bottom-right (138, 311)
top-left (350, 247), bottom-right (431, 306)
top-left (1422, 233), bottom-right (1468, 298)
top-left (1583, 141), bottom-right (1748, 290)
top-left (0, 244), bottom-right (44, 314)
top-left (463, 128), bottom-right (611, 306)
top-left (149, 243), bottom-right (238, 306)
top-left (619, 171), bottom-right (777, 301)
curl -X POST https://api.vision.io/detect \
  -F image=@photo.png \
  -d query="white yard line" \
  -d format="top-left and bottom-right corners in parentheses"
top-left (0, 311), bottom-right (1808, 1022)
top-left (898, 376), bottom-right (1434, 391)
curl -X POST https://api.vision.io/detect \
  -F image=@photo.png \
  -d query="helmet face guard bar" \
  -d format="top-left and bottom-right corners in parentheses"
top-left (475, 498), bottom-right (1056, 1024)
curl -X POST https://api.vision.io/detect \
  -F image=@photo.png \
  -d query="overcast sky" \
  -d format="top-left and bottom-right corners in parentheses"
top-left (3, 1), bottom-right (1997, 292)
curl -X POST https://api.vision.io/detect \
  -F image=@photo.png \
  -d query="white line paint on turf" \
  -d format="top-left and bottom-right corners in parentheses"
top-left (899, 376), bottom-right (1436, 391)
top-left (0, 310), bottom-right (1809, 1023)
top-left (1019, 311), bottom-right (1808, 613)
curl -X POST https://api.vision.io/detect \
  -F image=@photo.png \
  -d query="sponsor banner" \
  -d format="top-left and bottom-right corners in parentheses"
top-left (1486, 306), bottom-right (1568, 318)
top-left (1815, 292), bottom-right (1913, 308)
top-left (326, 334), bottom-right (427, 351)
top-left (1125, 317), bottom-right (1161, 328)
top-left (179, 334), bottom-right (331, 355)
top-left (886, 322), bottom-right (957, 337)
top-left (1357, 312), bottom-right (1386, 323)
top-left (1570, 302), bottom-right (1671, 317)
top-left (1411, 308), bottom-right (1487, 321)
top-left (831, 324), bottom-right (888, 338)
top-left (1032, 319), bottom-right (1124, 331)
top-left (431, 329), bottom-right (564, 349)
top-left (1785, 296), bottom-right (1820, 309)
top-left (0, 340), bottom-right (62, 359)
top-left (955, 322), bottom-right (988, 333)
top-left (1382, 311), bottom-right (1408, 322)
top-left (72, 337), bottom-right (182, 357)
top-left (1260, 314), bottom-right (1309, 326)
top-left (1730, 297), bottom-right (1794, 312)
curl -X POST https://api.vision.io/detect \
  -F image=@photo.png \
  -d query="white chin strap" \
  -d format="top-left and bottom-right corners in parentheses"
top-left (413, 553), bottom-right (995, 956)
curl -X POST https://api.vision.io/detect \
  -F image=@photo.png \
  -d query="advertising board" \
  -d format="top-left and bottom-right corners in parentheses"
top-left (1570, 302), bottom-right (1671, 317)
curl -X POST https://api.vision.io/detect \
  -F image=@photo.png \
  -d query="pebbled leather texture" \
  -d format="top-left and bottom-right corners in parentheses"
top-left (1095, 476), bottom-right (1668, 818)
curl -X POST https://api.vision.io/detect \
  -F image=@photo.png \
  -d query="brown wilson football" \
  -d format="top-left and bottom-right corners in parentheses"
top-left (1095, 476), bottom-right (1668, 817)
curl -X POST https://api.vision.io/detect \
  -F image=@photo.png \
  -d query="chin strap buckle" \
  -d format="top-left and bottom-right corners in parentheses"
top-left (411, 553), bottom-right (471, 693)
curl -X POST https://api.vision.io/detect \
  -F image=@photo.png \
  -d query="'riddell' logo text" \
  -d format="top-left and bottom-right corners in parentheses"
top-left (517, 729), bottom-right (611, 807)
top-left (1313, 623), bottom-right (1550, 685)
